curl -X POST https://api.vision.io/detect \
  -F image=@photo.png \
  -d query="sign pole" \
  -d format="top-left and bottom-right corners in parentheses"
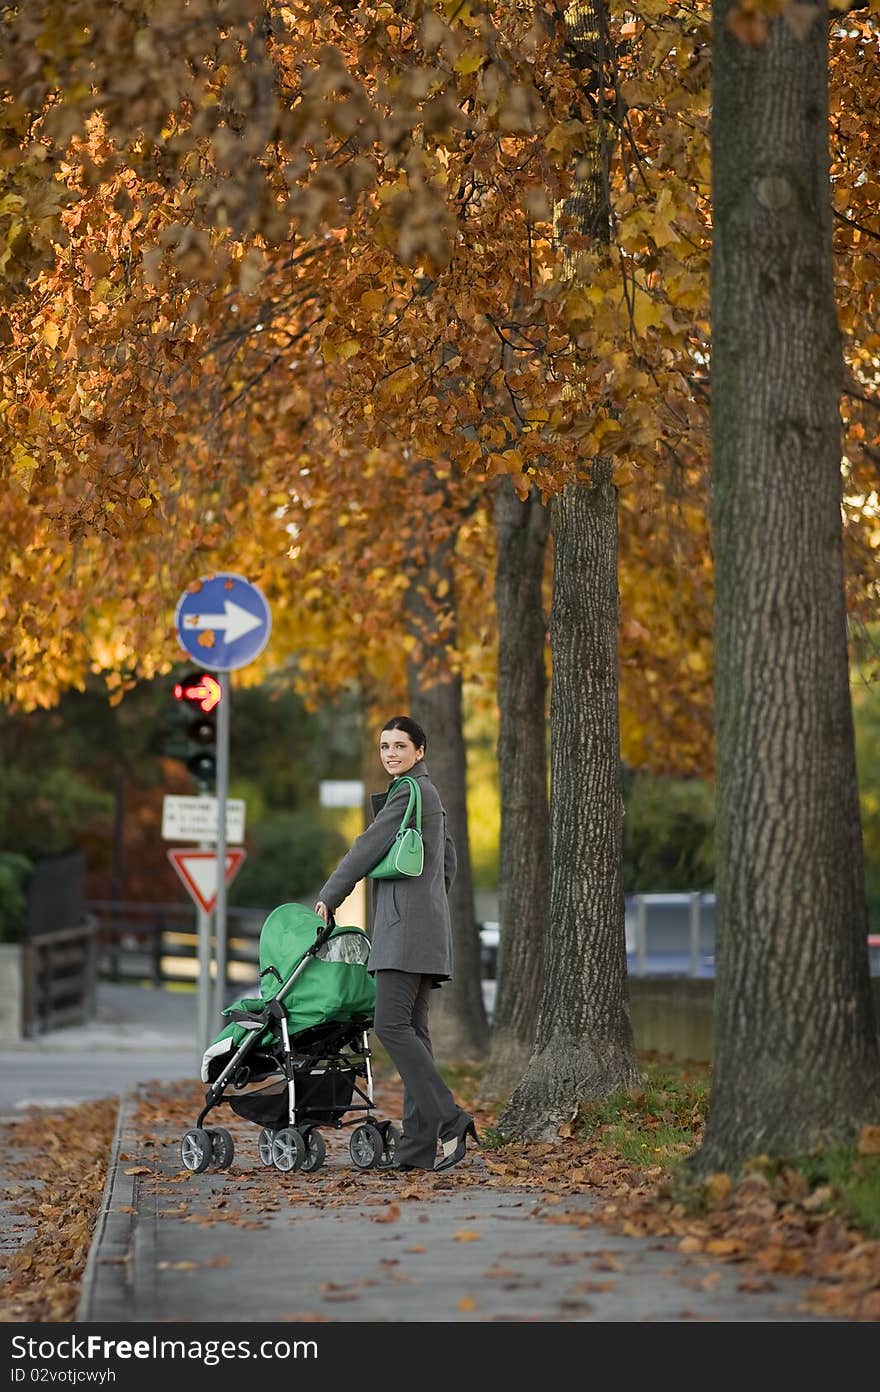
top-left (212, 671), bottom-right (231, 1022)
top-left (196, 898), bottom-right (212, 1064)
top-left (174, 572), bottom-right (271, 1032)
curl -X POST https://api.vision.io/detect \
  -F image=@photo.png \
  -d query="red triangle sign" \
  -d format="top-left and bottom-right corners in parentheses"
top-left (167, 847), bottom-right (247, 914)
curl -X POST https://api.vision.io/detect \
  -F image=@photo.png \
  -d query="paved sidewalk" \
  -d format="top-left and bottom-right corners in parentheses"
top-left (1, 985), bottom-right (840, 1324)
top-left (77, 1085), bottom-right (829, 1325)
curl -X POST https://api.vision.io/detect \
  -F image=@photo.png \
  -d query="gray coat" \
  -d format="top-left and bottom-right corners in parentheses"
top-left (316, 760), bottom-right (457, 980)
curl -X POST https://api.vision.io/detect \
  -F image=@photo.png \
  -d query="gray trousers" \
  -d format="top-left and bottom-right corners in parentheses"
top-left (373, 970), bottom-right (464, 1167)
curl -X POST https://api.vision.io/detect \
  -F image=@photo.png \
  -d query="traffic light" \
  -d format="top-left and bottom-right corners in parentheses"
top-left (171, 671), bottom-right (221, 789)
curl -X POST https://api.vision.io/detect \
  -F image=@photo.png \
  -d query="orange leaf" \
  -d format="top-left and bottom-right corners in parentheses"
top-left (704, 1238), bottom-right (743, 1257)
top-left (374, 1203), bottom-right (400, 1224)
top-left (857, 1124), bottom-right (880, 1156)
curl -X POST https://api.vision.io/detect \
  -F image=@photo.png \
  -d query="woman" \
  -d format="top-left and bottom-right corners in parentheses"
top-left (315, 715), bottom-right (478, 1172)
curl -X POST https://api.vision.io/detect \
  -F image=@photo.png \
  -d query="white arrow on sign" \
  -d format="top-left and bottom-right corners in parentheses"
top-left (182, 599), bottom-right (262, 646)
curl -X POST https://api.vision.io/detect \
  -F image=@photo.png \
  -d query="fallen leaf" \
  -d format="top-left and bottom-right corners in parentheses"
top-left (318, 1282), bottom-right (360, 1302)
top-left (704, 1238), bottom-right (744, 1257)
top-left (704, 1172), bottom-right (733, 1203)
top-left (757, 1246), bottom-right (806, 1275)
top-left (453, 1230), bottom-right (482, 1241)
top-left (678, 1236), bottom-right (703, 1254)
top-left (737, 1276), bottom-right (777, 1293)
top-left (122, 1167), bottom-right (153, 1176)
top-left (857, 1125), bottom-right (880, 1156)
top-left (374, 1204), bottom-right (400, 1224)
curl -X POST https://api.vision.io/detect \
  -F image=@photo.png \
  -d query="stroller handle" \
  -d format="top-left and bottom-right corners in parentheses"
top-left (314, 909), bottom-right (336, 949)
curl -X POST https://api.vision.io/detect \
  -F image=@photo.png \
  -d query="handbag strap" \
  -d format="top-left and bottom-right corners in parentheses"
top-left (388, 774), bottom-right (422, 833)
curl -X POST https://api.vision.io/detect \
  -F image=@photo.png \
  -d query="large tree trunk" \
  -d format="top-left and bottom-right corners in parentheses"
top-left (698, 2), bottom-right (880, 1170)
top-left (500, 0), bottom-right (640, 1135)
top-left (405, 511), bottom-right (489, 1061)
top-left (482, 477), bottom-right (551, 1098)
top-left (501, 470), bottom-right (639, 1135)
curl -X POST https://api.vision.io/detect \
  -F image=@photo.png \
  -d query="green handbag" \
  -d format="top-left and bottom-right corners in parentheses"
top-left (367, 775), bottom-right (425, 880)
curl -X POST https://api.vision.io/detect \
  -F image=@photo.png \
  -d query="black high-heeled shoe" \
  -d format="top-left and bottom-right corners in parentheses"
top-left (434, 1115), bottom-right (479, 1172)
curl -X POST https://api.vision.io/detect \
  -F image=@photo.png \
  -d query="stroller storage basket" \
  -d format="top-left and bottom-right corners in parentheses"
top-left (228, 1067), bottom-right (359, 1130)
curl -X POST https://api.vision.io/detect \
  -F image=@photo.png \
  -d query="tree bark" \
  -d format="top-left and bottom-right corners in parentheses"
top-left (501, 470), bottom-right (639, 1135)
top-left (500, 0), bottom-right (640, 1135)
top-left (404, 510), bottom-right (489, 1061)
top-left (482, 477), bottom-right (551, 1098)
top-left (699, 2), bottom-right (880, 1170)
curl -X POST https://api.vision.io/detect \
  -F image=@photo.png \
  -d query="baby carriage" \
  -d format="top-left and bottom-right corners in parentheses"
top-left (179, 903), bottom-right (400, 1175)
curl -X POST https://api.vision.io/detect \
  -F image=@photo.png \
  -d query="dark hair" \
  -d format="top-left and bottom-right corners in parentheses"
top-left (380, 715), bottom-right (427, 753)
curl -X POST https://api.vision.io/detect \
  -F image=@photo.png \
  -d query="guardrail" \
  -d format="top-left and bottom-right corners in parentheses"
top-left (85, 900), bottom-right (269, 989)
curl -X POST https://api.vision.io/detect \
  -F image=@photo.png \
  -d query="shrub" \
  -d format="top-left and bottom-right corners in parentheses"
top-left (229, 810), bottom-right (349, 909)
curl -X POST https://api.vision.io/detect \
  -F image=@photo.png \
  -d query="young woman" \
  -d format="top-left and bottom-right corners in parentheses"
top-left (315, 715), bottom-right (478, 1172)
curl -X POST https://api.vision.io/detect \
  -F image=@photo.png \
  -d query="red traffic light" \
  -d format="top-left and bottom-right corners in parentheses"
top-left (173, 673), bottom-right (222, 713)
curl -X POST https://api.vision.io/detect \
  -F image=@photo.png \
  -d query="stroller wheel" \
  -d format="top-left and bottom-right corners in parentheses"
top-left (209, 1127), bottom-right (235, 1170)
top-left (272, 1126), bottom-right (307, 1173)
top-left (180, 1128), bottom-right (212, 1174)
top-left (257, 1128), bottom-right (276, 1167)
top-left (378, 1121), bottom-right (400, 1166)
top-left (349, 1122), bottom-right (384, 1170)
top-left (300, 1127), bottom-right (326, 1174)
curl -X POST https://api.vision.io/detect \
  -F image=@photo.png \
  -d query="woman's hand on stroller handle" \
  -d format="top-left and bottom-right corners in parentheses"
top-left (313, 900), bottom-right (336, 948)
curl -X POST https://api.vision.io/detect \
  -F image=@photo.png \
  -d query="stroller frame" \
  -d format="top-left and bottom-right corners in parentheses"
top-left (181, 916), bottom-right (399, 1175)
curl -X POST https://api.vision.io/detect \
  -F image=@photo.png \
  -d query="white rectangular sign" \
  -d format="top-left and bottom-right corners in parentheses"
top-left (319, 780), bottom-right (365, 808)
top-left (162, 795), bottom-right (246, 843)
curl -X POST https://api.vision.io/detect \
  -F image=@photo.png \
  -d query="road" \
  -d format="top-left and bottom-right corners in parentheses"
top-left (0, 982), bottom-right (199, 1118)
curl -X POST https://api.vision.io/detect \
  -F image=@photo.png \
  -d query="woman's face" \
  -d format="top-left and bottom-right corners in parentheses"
top-left (379, 729), bottom-right (424, 778)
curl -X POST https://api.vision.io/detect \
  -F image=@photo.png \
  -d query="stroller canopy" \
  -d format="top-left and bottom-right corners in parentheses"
top-left (201, 904), bottom-right (375, 1081)
top-left (254, 902), bottom-right (375, 1033)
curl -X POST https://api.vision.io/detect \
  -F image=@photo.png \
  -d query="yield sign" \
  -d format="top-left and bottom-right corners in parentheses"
top-left (167, 847), bottom-right (247, 914)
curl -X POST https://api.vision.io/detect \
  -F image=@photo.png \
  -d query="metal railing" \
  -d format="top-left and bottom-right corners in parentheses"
top-left (85, 900), bottom-right (269, 990)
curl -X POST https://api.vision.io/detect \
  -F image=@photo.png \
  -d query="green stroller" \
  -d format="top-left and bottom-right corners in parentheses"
top-left (179, 903), bottom-right (399, 1175)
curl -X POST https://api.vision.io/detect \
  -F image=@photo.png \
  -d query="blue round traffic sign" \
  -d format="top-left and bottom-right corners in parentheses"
top-left (175, 573), bottom-right (271, 672)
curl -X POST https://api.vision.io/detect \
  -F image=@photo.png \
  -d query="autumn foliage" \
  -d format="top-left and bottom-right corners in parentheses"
top-left (0, 2), bottom-right (877, 779)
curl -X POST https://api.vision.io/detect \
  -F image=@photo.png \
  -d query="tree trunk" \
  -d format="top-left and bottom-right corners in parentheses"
top-left (501, 471), bottom-right (639, 1136)
top-left (482, 477), bottom-right (551, 1098)
top-left (500, 0), bottom-right (640, 1135)
top-left (698, 2), bottom-right (880, 1170)
top-left (405, 516), bottom-right (489, 1061)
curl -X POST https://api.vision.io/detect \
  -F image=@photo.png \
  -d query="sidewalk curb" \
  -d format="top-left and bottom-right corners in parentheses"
top-left (76, 1089), bottom-right (139, 1323)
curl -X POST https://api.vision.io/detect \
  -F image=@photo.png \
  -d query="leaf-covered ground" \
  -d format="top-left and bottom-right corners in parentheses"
top-left (1, 1056), bottom-right (878, 1322)
top-left (0, 1097), bottom-right (118, 1321)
